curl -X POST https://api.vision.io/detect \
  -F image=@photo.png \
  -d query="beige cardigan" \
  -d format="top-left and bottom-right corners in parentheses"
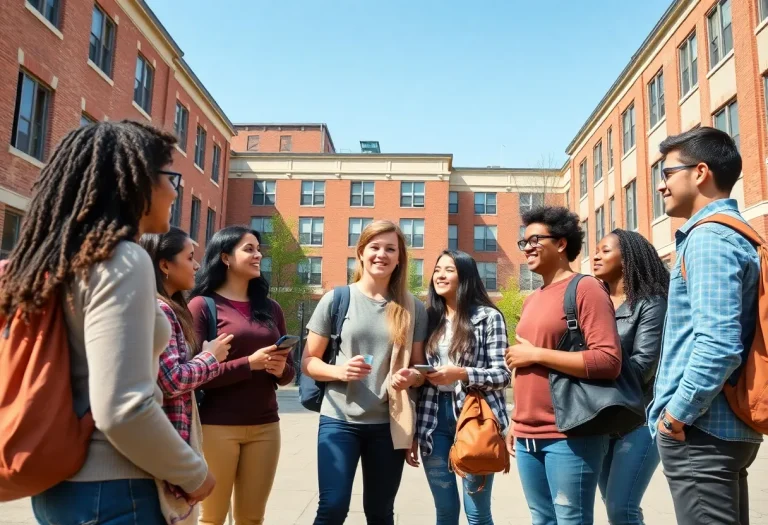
top-left (387, 293), bottom-right (418, 450)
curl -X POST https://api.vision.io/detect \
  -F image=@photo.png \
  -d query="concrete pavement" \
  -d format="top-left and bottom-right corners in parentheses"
top-left (2, 387), bottom-right (768, 524)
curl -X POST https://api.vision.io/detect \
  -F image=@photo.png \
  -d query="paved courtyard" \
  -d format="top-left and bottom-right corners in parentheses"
top-left (2, 387), bottom-right (768, 524)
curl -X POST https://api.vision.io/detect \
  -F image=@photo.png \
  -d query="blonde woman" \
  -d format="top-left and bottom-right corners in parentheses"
top-left (303, 220), bottom-right (428, 525)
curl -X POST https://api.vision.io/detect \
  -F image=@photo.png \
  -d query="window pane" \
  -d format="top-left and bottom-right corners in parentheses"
top-left (729, 101), bottom-right (740, 151)
top-left (0, 211), bottom-right (22, 258)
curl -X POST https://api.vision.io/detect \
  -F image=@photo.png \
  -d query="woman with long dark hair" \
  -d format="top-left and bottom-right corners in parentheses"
top-left (416, 250), bottom-right (510, 525)
top-left (189, 225), bottom-right (293, 525)
top-left (0, 121), bottom-right (214, 523)
top-left (593, 229), bottom-right (667, 525)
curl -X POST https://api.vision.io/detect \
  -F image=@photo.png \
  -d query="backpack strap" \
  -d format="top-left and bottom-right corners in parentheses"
top-left (562, 275), bottom-right (587, 351)
top-left (680, 213), bottom-right (764, 280)
top-left (202, 297), bottom-right (218, 342)
top-left (329, 286), bottom-right (351, 357)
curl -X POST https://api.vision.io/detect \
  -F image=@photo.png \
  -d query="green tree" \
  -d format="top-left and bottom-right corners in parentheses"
top-left (407, 251), bottom-right (426, 298)
top-left (263, 215), bottom-right (311, 335)
top-left (496, 278), bottom-right (526, 336)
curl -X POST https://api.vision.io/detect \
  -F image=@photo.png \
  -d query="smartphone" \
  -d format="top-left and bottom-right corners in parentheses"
top-left (414, 364), bottom-right (437, 374)
top-left (275, 335), bottom-right (300, 349)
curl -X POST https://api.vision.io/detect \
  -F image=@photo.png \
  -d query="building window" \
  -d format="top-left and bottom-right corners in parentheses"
top-left (474, 226), bottom-right (498, 252)
top-left (708, 0), bottom-right (733, 68)
top-left (400, 182), bottom-right (425, 208)
top-left (401, 219), bottom-right (425, 248)
top-left (250, 216), bottom-right (273, 246)
top-left (648, 70), bottom-right (665, 128)
top-left (348, 218), bottom-right (373, 246)
top-left (298, 257), bottom-right (322, 286)
top-left (194, 126), bottom-right (206, 169)
top-left (246, 135), bottom-right (259, 152)
top-left (474, 192), bottom-right (497, 214)
top-left (133, 55), bottom-right (153, 114)
top-left (174, 103), bottom-right (189, 151)
top-left (261, 257), bottom-right (272, 282)
top-left (607, 127), bottom-right (614, 170)
top-left (0, 210), bottom-right (23, 259)
top-left (350, 181), bottom-right (374, 207)
top-left (301, 181), bottom-right (325, 206)
top-left (211, 144), bottom-right (221, 184)
top-left (652, 160), bottom-right (665, 220)
top-left (579, 160), bottom-right (587, 197)
top-left (170, 186), bottom-right (183, 227)
top-left (190, 197), bottom-right (201, 241)
top-left (679, 32), bottom-right (698, 97)
top-left (762, 0), bottom-right (768, 22)
top-left (448, 224), bottom-right (458, 250)
top-left (596, 206), bottom-right (605, 244)
top-left (622, 104), bottom-right (636, 154)
top-left (519, 264), bottom-right (543, 292)
top-left (347, 258), bottom-right (357, 284)
top-left (205, 208), bottom-right (216, 244)
top-left (89, 5), bottom-right (116, 77)
top-left (11, 71), bottom-right (50, 161)
top-left (477, 262), bottom-right (497, 291)
top-left (449, 191), bottom-right (459, 214)
top-left (29, 0), bottom-right (60, 26)
top-left (609, 197), bottom-right (616, 230)
top-left (299, 217), bottom-right (324, 246)
top-left (411, 259), bottom-right (424, 288)
top-left (582, 220), bottom-right (589, 257)
top-left (713, 99), bottom-right (740, 151)
top-left (625, 182), bottom-right (638, 231)
top-left (80, 113), bottom-right (96, 127)
top-left (593, 141), bottom-right (603, 183)
top-left (252, 181), bottom-right (276, 206)
top-left (520, 193), bottom-right (544, 214)
top-left (279, 135), bottom-right (292, 152)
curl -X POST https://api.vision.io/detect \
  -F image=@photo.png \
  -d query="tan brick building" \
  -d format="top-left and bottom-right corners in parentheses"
top-left (0, 0), bottom-right (235, 258)
top-left (566, 0), bottom-right (768, 272)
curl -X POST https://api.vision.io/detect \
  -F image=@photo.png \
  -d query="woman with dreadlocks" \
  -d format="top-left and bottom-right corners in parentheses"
top-left (593, 229), bottom-right (668, 525)
top-left (0, 121), bottom-right (214, 524)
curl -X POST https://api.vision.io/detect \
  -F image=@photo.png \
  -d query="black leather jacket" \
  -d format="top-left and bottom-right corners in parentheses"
top-left (615, 295), bottom-right (667, 408)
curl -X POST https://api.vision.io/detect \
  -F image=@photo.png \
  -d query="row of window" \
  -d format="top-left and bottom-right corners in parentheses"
top-left (169, 188), bottom-right (217, 244)
top-left (174, 102), bottom-right (222, 183)
top-left (246, 134), bottom-right (292, 152)
top-left (581, 182), bottom-right (636, 258)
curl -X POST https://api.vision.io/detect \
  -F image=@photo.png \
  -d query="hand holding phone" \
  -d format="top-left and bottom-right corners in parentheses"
top-left (414, 364), bottom-right (437, 374)
top-left (275, 335), bottom-right (300, 350)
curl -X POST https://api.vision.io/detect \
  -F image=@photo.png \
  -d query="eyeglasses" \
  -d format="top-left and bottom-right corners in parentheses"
top-left (517, 235), bottom-right (559, 251)
top-left (159, 170), bottom-right (182, 190)
top-left (661, 164), bottom-right (697, 183)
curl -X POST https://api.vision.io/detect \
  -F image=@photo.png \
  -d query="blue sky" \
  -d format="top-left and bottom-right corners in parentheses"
top-left (147, 0), bottom-right (672, 168)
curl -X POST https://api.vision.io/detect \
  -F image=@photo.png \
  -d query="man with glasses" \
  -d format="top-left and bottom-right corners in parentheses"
top-left (648, 127), bottom-right (761, 525)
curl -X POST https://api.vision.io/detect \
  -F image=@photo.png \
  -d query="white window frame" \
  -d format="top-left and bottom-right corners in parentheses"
top-left (448, 224), bottom-right (458, 250)
top-left (679, 32), bottom-right (698, 98)
top-left (174, 102), bottom-right (189, 151)
top-left (348, 218), bottom-right (373, 247)
top-left (713, 99), bottom-right (740, 151)
top-left (579, 160), bottom-right (587, 197)
top-left (607, 127), bottom-right (614, 170)
top-left (11, 71), bottom-right (50, 161)
top-left (474, 192), bottom-right (497, 215)
top-left (400, 182), bottom-right (425, 208)
top-left (519, 264), bottom-right (543, 292)
top-left (301, 181), bottom-right (325, 206)
top-left (249, 216), bottom-right (273, 245)
top-left (299, 217), bottom-right (324, 246)
top-left (652, 160), bottom-right (665, 220)
top-left (477, 262), bottom-right (498, 291)
top-left (708, 0), bottom-right (733, 69)
top-left (520, 192), bottom-right (544, 214)
top-left (350, 181), bottom-right (375, 207)
top-left (593, 141), bottom-right (603, 183)
top-left (298, 257), bottom-right (322, 286)
top-left (622, 104), bottom-right (636, 154)
top-left (625, 182), bottom-right (638, 231)
top-left (449, 191), bottom-right (459, 214)
top-left (194, 126), bottom-right (206, 169)
top-left (648, 70), bottom-right (665, 128)
top-left (134, 54), bottom-right (154, 114)
top-left (473, 225), bottom-right (498, 252)
top-left (400, 219), bottom-right (425, 248)
top-left (596, 206), bottom-right (605, 244)
top-left (252, 181), bottom-right (276, 206)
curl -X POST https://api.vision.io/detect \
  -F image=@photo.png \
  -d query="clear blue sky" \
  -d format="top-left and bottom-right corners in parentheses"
top-left (146, 0), bottom-right (672, 168)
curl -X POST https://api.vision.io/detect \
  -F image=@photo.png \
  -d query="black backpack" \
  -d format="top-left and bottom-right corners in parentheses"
top-left (194, 296), bottom-right (218, 407)
top-left (299, 286), bottom-right (350, 412)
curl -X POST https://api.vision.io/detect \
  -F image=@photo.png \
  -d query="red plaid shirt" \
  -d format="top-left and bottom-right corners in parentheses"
top-left (157, 299), bottom-right (220, 442)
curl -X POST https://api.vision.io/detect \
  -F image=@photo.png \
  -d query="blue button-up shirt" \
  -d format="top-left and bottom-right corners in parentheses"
top-left (648, 199), bottom-right (762, 443)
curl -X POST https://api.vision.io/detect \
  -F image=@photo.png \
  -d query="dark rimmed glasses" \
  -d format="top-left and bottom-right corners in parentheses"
top-left (661, 164), bottom-right (697, 183)
top-left (517, 235), bottom-right (559, 251)
top-left (159, 170), bottom-right (182, 190)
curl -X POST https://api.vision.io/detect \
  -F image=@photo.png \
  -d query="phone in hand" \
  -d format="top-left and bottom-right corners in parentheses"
top-left (414, 364), bottom-right (437, 374)
top-left (275, 335), bottom-right (300, 350)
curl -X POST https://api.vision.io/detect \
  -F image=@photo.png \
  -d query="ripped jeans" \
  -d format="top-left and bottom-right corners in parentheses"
top-left (422, 392), bottom-right (494, 525)
top-left (515, 435), bottom-right (609, 525)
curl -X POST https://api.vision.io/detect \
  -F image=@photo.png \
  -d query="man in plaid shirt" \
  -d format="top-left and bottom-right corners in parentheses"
top-left (648, 127), bottom-right (762, 525)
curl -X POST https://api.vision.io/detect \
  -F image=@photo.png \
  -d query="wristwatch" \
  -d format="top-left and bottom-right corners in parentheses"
top-left (661, 411), bottom-right (674, 432)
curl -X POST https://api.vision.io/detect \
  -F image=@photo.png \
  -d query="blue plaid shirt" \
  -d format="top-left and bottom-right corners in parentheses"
top-left (648, 199), bottom-right (762, 443)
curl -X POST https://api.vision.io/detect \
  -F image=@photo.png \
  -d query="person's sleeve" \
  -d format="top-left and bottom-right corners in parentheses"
top-left (628, 297), bottom-right (666, 385)
top-left (274, 302), bottom-right (295, 386)
top-left (465, 310), bottom-right (512, 391)
top-left (84, 246), bottom-right (206, 492)
top-left (413, 299), bottom-right (428, 343)
top-left (577, 277), bottom-right (622, 380)
top-left (666, 230), bottom-right (748, 425)
top-left (306, 291), bottom-right (334, 338)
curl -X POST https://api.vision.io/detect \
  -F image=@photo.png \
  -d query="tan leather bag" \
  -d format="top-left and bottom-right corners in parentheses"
top-left (448, 391), bottom-right (509, 492)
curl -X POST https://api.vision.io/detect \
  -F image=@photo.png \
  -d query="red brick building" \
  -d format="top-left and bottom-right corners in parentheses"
top-left (0, 0), bottom-right (235, 258)
top-left (231, 123), bottom-right (335, 154)
top-left (566, 0), bottom-right (768, 271)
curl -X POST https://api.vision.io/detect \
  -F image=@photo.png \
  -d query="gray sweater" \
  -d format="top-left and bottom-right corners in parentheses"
top-left (63, 241), bottom-right (207, 492)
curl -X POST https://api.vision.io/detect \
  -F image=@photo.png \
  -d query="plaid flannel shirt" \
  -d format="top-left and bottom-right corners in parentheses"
top-left (157, 299), bottom-right (220, 442)
top-left (416, 305), bottom-right (511, 455)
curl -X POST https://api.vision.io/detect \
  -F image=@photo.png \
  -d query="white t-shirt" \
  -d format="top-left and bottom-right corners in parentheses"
top-left (436, 318), bottom-right (458, 392)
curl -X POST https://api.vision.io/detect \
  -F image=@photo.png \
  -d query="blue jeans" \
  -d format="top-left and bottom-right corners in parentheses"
top-left (31, 479), bottom-right (164, 525)
top-left (423, 393), bottom-right (494, 525)
top-left (515, 435), bottom-right (609, 525)
top-left (314, 415), bottom-right (405, 525)
top-left (598, 425), bottom-right (660, 525)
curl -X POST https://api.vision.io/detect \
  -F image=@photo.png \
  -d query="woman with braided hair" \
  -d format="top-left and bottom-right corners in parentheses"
top-left (593, 229), bottom-right (668, 525)
top-left (0, 121), bottom-right (214, 524)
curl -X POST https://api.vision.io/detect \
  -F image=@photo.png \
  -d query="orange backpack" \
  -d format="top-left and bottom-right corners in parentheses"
top-left (0, 289), bottom-right (95, 502)
top-left (448, 391), bottom-right (509, 492)
top-left (681, 213), bottom-right (768, 435)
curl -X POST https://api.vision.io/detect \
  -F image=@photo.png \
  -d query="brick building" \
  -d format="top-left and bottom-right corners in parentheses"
top-left (566, 0), bottom-right (768, 272)
top-left (0, 0), bottom-right (235, 258)
top-left (231, 123), bottom-right (335, 154)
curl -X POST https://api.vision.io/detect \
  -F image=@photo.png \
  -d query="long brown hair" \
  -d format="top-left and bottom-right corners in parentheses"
top-left (351, 220), bottom-right (411, 347)
top-left (140, 227), bottom-right (198, 353)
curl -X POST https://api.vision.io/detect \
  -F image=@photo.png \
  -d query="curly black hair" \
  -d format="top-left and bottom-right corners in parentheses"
top-left (522, 206), bottom-right (583, 261)
top-left (611, 229), bottom-right (669, 308)
top-left (0, 120), bottom-right (176, 317)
